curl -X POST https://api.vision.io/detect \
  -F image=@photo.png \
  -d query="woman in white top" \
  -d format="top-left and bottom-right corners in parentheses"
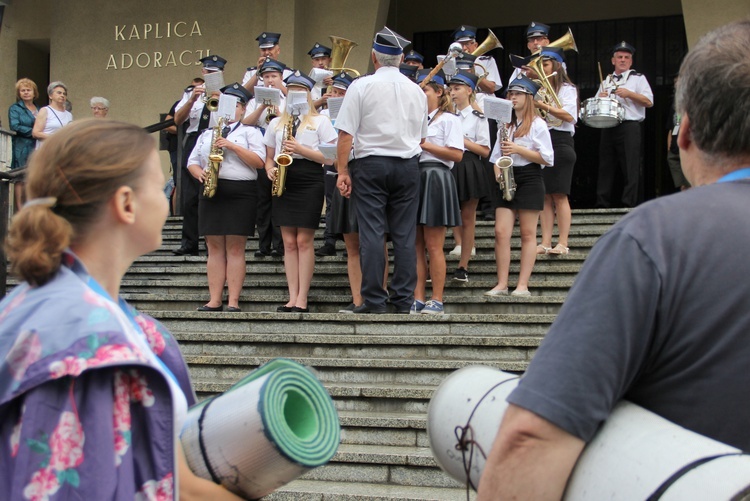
top-left (413, 69), bottom-right (464, 315)
top-left (187, 84), bottom-right (266, 312)
top-left (264, 72), bottom-right (337, 313)
top-left (533, 47), bottom-right (578, 256)
top-left (487, 74), bottom-right (553, 297)
top-left (447, 70), bottom-right (491, 283)
top-left (32, 81), bottom-right (73, 148)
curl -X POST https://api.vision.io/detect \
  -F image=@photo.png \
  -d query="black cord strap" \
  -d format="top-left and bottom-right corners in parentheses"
top-left (197, 398), bottom-right (222, 484)
top-left (646, 452), bottom-right (750, 500)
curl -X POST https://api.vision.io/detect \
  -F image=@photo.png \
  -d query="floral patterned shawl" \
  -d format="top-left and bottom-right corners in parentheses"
top-left (0, 252), bottom-right (196, 500)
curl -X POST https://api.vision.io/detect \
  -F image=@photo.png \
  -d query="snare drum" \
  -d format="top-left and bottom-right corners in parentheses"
top-left (580, 97), bottom-right (624, 128)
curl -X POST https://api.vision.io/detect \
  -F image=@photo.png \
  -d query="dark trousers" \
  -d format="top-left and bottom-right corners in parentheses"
top-left (351, 156), bottom-right (420, 311)
top-left (256, 169), bottom-right (281, 252)
top-left (179, 134), bottom-right (200, 251)
top-left (596, 121), bottom-right (642, 208)
top-left (322, 168), bottom-right (339, 246)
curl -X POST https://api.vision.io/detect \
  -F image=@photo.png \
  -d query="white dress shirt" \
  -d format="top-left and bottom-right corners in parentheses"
top-left (419, 110), bottom-right (465, 168)
top-left (263, 114), bottom-right (338, 160)
top-left (335, 66), bottom-right (428, 159)
top-left (597, 69), bottom-right (654, 121)
top-left (457, 105), bottom-right (491, 149)
top-left (175, 95), bottom-right (217, 133)
top-left (187, 122), bottom-right (265, 181)
top-left (244, 94), bottom-right (287, 129)
top-left (490, 116), bottom-right (554, 167)
top-left (549, 83), bottom-right (578, 135)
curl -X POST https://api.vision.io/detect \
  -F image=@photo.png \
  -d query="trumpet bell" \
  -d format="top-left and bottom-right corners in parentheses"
top-left (206, 96), bottom-right (220, 112)
top-left (472, 29), bottom-right (503, 57)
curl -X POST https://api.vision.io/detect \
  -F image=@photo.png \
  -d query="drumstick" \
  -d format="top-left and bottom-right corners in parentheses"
top-left (598, 62), bottom-right (604, 87)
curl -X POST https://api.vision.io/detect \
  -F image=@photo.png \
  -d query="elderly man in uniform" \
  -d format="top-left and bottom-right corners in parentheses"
top-left (403, 50), bottom-right (424, 69)
top-left (335, 27), bottom-right (428, 314)
top-left (477, 20), bottom-right (750, 499)
top-left (596, 41), bottom-right (654, 208)
top-left (242, 32), bottom-right (294, 93)
top-left (173, 54), bottom-right (228, 256)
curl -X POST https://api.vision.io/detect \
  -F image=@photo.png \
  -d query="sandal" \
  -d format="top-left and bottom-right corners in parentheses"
top-left (537, 244), bottom-right (551, 255)
top-left (548, 244), bottom-right (569, 255)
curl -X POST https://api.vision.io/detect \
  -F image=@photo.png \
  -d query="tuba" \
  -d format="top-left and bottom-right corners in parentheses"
top-left (494, 123), bottom-right (516, 202)
top-left (471, 28), bottom-right (504, 57)
top-left (327, 36), bottom-right (360, 93)
top-left (272, 114), bottom-right (294, 197)
top-left (203, 117), bottom-right (225, 198)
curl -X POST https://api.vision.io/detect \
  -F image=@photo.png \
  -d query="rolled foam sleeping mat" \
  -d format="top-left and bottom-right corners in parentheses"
top-left (181, 358), bottom-right (340, 499)
top-left (427, 365), bottom-right (750, 500)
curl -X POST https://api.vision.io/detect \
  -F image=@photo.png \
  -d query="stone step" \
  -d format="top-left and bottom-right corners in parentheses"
top-left (266, 479), bottom-right (473, 500)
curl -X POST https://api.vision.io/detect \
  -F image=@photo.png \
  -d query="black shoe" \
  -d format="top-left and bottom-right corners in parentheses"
top-left (226, 306), bottom-right (241, 312)
top-left (483, 213), bottom-right (495, 221)
top-left (291, 306), bottom-right (309, 313)
top-left (197, 304), bottom-right (223, 311)
top-left (315, 243), bottom-right (336, 257)
top-left (174, 247), bottom-right (199, 256)
top-left (254, 249), bottom-right (271, 258)
top-left (276, 305), bottom-right (294, 312)
top-left (453, 267), bottom-right (469, 282)
top-left (353, 303), bottom-right (387, 314)
top-left (270, 248), bottom-right (284, 258)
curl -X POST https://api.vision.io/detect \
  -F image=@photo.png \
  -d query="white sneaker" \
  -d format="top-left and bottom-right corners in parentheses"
top-left (471, 247), bottom-right (476, 256)
top-left (449, 245), bottom-right (462, 256)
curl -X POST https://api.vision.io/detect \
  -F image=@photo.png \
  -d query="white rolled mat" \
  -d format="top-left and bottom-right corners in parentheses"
top-left (181, 358), bottom-right (340, 499)
top-left (427, 366), bottom-right (750, 499)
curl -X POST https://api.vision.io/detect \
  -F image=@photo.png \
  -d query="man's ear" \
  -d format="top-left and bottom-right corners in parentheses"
top-left (110, 186), bottom-right (136, 225)
top-left (676, 113), bottom-right (692, 152)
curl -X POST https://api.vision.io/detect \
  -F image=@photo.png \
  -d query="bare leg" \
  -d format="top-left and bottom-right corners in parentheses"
top-left (452, 226), bottom-right (463, 247)
top-left (424, 226), bottom-right (447, 302)
top-left (344, 233), bottom-right (363, 306)
top-left (492, 208), bottom-right (515, 291)
top-left (225, 235), bottom-right (247, 308)
top-left (14, 182), bottom-right (25, 212)
top-left (458, 199), bottom-right (478, 270)
top-left (516, 210), bottom-right (541, 292)
top-left (540, 194), bottom-right (555, 249)
top-left (415, 227), bottom-right (427, 302)
top-left (205, 235), bottom-right (226, 307)
top-left (551, 193), bottom-right (571, 248)
top-left (281, 226), bottom-right (299, 308)
top-left (295, 228), bottom-right (316, 309)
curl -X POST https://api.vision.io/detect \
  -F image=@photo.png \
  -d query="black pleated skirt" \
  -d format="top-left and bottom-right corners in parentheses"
top-left (452, 150), bottom-right (490, 202)
top-left (543, 129), bottom-right (576, 195)
top-left (272, 158), bottom-right (325, 229)
top-left (494, 163), bottom-right (545, 211)
top-left (417, 161), bottom-right (462, 227)
top-left (199, 179), bottom-right (257, 236)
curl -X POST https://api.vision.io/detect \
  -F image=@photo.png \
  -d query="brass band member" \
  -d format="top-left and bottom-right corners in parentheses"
top-left (187, 84), bottom-right (266, 312)
top-left (307, 42), bottom-right (333, 109)
top-left (533, 47), bottom-right (578, 255)
top-left (486, 75), bottom-right (553, 297)
top-left (413, 69), bottom-right (464, 315)
top-left (447, 70), bottom-right (491, 283)
top-left (452, 25), bottom-right (502, 110)
top-left (264, 72), bottom-right (338, 313)
top-left (242, 32), bottom-right (293, 92)
top-left (509, 22), bottom-right (552, 83)
top-left (403, 50), bottom-right (424, 69)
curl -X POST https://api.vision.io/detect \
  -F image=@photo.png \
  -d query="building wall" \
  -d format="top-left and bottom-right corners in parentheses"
top-left (681, 0), bottom-right (750, 47)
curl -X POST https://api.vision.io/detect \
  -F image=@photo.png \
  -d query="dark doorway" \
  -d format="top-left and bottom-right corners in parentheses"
top-left (17, 39), bottom-right (51, 106)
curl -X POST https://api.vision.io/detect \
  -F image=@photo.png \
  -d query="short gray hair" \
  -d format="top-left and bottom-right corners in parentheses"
top-left (675, 20), bottom-right (750, 164)
top-left (372, 49), bottom-right (403, 68)
top-left (90, 96), bottom-right (110, 109)
top-left (47, 81), bottom-right (68, 96)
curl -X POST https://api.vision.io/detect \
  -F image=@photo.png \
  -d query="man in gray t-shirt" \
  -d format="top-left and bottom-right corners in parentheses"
top-left (477, 20), bottom-right (750, 500)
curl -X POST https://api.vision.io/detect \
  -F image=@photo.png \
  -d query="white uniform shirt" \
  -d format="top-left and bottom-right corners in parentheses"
top-left (490, 116), bottom-right (554, 167)
top-left (263, 114), bottom-right (338, 160)
top-left (549, 83), bottom-right (578, 135)
top-left (335, 66), bottom-right (428, 159)
top-left (457, 105), bottom-right (491, 149)
top-left (597, 69), bottom-right (653, 121)
top-left (187, 122), bottom-right (265, 181)
top-left (175, 95), bottom-right (218, 133)
top-left (419, 110), bottom-right (465, 169)
top-left (244, 95), bottom-right (287, 129)
top-left (473, 55), bottom-right (502, 110)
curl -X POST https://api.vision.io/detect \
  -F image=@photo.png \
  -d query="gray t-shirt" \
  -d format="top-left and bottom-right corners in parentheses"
top-left (508, 179), bottom-right (750, 450)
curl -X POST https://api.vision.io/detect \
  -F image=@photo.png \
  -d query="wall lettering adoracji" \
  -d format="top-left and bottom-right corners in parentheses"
top-left (106, 21), bottom-right (212, 70)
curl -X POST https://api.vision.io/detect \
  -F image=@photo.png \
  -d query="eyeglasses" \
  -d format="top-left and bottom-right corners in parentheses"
top-left (90, 107), bottom-right (108, 111)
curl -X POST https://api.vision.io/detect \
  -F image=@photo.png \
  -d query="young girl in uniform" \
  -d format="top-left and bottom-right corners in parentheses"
top-left (486, 74), bottom-right (553, 297)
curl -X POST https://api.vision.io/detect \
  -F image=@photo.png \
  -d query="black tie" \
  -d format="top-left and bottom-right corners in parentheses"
top-left (614, 74), bottom-right (623, 81)
top-left (221, 126), bottom-right (231, 138)
top-left (292, 117), bottom-right (300, 138)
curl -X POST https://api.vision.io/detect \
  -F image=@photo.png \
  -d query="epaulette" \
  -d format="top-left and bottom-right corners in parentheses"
top-left (247, 66), bottom-right (257, 72)
top-left (184, 85), bottom-right (195, 93)
top-left (478, 55), bottom-right (491, 59)
top-left (472, 110), bottom-right (485, 119)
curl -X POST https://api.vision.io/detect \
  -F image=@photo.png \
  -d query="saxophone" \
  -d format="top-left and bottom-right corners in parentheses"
top-left (494, 123), bottom-right (516, 202)
top-left (271, 114), bottom-right (294, 197)
top-left (203, 117), bottom-right (225, 198)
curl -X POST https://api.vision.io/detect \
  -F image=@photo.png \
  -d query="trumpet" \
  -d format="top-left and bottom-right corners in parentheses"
top-left (494, 123), bottom-right (516, 202)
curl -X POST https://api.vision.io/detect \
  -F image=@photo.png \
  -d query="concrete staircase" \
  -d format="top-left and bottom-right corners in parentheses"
top-left (129, 209), bottom-right (625, 500)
